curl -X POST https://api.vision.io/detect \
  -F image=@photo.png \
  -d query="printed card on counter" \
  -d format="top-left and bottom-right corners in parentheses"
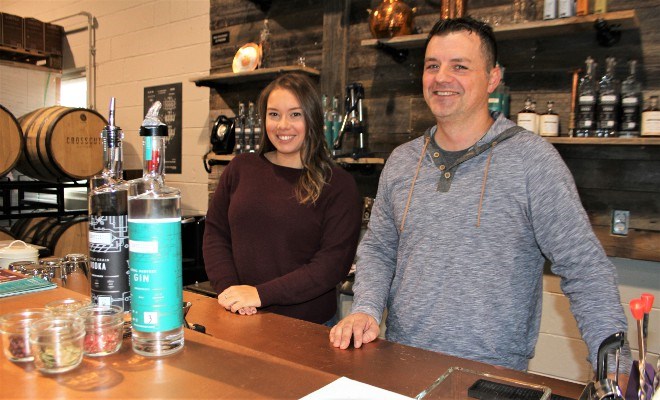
top-left (300, 377), bottom-right (414, 400)
top-left (0, 269), bottom-right (57, 298)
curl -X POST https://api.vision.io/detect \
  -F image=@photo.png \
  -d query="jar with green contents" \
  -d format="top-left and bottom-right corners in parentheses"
top-left (29, 316), bottom-right (85, 373)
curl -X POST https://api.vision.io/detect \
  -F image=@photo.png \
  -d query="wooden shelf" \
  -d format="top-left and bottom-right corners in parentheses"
top-left (545, 136), bottom-right (660, 145)
top-left (0, 45), bottom-right (61, 72)
top-left (361, 10), bottom-right (639, 49)
top-left (206, 154), bottom-right (235, 162)
top-left (335, 157), bottom-right (385, 165)
top-left (191, 66), bottom-right (320, 88)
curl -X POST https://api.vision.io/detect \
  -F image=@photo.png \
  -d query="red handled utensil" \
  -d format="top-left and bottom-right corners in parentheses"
top-left (631, 298), bottom-right (647, 400)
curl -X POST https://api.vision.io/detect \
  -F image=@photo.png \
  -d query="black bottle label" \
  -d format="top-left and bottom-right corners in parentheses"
top-left (89, 213), bottom-right (131, 311)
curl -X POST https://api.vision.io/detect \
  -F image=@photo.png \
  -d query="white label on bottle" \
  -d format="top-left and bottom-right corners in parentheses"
top-left (641, 111), bottom-right (660, 136)
top-left (601, 95), bottom-right (617, 103)
top-left (579, 95), bottom-right (595, 104)
top-left (540, 115), bottom-right (560, 136)
top-left (129, 240), bottom-right (159, 254)
top-left (544, 0), bottom-right (557, 19)
top-left (89, 231), bottom-right (113, 245)
top-left (558, 0), bottom-right (574, 17)
top-left (622, 97), bottom-right (639, 105)
top-left (517, 115), bottom-right (538, 133)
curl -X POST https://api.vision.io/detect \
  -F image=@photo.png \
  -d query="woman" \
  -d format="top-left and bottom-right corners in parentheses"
top-left (203, 73), bottom-right (362, 325)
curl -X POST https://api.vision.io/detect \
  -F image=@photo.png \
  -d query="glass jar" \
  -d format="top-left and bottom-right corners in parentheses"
top-left (29, 316), bottom-right (85, 373)
top-left (77, 305), bottom-right (124, 356)
top-left (0, 308), bottom-right (50, 362)
top-left (11, 261), bottom-right (52, 281)
top-left (45, 298), bottom-right (91, 316)
top-left (40, 257), bottom-right (64, 287)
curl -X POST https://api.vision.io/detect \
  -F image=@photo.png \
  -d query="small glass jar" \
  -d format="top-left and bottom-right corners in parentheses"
top-left (77, 305), bottom-right (124, 356)
top-left (29, 316), bottom-right (85, 374)
top-left (0, 308), bottom-right (50, 362)
top-left (45, 298), bottom-right (91, 316)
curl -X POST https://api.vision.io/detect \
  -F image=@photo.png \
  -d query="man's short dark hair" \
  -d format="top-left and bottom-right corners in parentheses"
top-left (426, 17), bottom-right (498, 70)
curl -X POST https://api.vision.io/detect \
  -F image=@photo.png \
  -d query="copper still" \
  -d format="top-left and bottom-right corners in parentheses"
top-left (441, 0), bottom-right (466, 19)
top-left (368, 0), bottom-right (415, 39)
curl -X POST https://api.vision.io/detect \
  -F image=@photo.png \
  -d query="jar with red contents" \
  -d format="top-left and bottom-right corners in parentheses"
top-left (77, 305), bottom-right (124, 356)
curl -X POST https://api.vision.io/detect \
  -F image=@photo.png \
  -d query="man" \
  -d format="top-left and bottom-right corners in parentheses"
top-left (329, 17), bottom-right (631, 381)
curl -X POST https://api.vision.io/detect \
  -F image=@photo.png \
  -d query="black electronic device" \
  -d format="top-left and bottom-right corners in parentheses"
top-left (468, 379), bottom-right (575, 400)
top-left (210, 114), bottom-right (235, 155)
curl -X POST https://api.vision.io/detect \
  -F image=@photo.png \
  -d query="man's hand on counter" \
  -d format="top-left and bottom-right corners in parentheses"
top-left (218, 285), bottom-right (261, 315)
top-left (330, 312), bottom-right (380, 350)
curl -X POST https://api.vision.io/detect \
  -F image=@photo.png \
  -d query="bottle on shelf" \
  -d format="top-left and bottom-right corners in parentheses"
top-left (128, 101), bottom-right (184, 357)
top-left (330, 96), bottom-right (341, 155)
top-left (576, 0), bottom-right (589, 16)
top-left (88, 98), bottom-right (131, 313)
top-left (641, 96), bottom-right (660, 137)
top-left (530, 100), bottom-right (540, 134)
top-left (488, 64), bottom-right (510, 118)
top-left (619, 59), bottom-right (642, 137)
top-left (234, 102), bottom-right (246, 154)
top-left (594, 0), bottom-right (607, 14)
top-left (596, 56), bottom-right (620, 138)
top-left (524, 0), bottom-right (537, 22)
top-left (517, 97), bottom-right (539, 134)
top-left (575, 56), bottom-right (598, 137)
top-left (245, 102), bottom-right (256, 153)
top-left (543, 0), bottom-right (557, 20)
top-left (253, 109), bottom-right (262, 152)
top-left (513, 0), bottom-right (523, 23)
top-left (558, 0), bottom-right (575, 18)
top-left (259, 19), bottom-right (271, 69)
top-left (539, 101), bottom-right (560, 137)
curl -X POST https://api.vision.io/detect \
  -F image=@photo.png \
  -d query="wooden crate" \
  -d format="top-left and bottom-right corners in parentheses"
top-left (44, 23), bottom-right (63, 55)
top-left (23, 18), bottom-right (44, 53)
top-left (1, 13), bottom-right (24, 49)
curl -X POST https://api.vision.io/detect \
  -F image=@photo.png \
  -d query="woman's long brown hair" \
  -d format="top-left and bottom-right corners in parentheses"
top-left (257, 73), bottom-right (334, 205)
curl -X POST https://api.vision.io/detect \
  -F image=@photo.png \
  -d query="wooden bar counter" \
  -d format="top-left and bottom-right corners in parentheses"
top-left (0, 287), bottom-right (584, 399)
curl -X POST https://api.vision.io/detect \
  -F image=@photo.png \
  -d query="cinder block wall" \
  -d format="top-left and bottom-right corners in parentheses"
top-left (0, 0), bottom-right (211, 215)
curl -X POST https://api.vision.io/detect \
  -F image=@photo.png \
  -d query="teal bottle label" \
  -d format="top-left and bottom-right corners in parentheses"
top-left (128, 218), bottom-right (182, 332)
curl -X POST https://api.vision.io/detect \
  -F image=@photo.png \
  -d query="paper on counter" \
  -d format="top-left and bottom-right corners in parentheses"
top-left (300, 376), bottom-right (414, 400)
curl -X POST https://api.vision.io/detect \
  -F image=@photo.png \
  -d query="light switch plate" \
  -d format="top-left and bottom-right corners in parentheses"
top-left (611, 210), bottom-right (630, 236)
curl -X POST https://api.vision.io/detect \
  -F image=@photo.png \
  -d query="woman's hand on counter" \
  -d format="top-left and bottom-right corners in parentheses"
top-left (329, 312), bottom-right (380, 350)
top-left (218, 285), bottom-right (262, 314)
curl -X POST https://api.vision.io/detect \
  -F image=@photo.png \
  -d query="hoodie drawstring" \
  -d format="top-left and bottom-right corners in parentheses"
top-left (400, 136), bottom-right (431, 233)
top-left (476, 142), bottom-right (497, 227)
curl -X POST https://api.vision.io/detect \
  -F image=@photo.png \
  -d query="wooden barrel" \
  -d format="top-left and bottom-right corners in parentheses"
top-left (0, 228), bottom-right (16, 241)
top-left (15, 106), bottom-right (107, 182)
top-left (0, 104), bottom-right (24, 177)
top-left (23, 216), bottom-right (89, 258)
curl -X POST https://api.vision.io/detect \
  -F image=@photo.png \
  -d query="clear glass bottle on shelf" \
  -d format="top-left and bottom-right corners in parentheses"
top-left (575, 57), bottom-right (598, 137)
top-left (128, 101), bottom-right (183, 357)
top-left (259, 19), bottom-right (271, 68)
top-left (517, 97), bottom-right (539, 134)
top-left (619, 59), bottom-right (642, 137)
top-left (641, 96), bottom-right (660, 136)
top-left (244, 102), bottom-right (255, 153)
top-left (253, 109), bottom-right (262, 152)
top-left (88, 97), bottom-right (130, 312)
top-left (543, 0), bottom-right (557, 20)
top-left (596, 56), bottom-right (620, 137)
top-left (539, 101), bottom-right (560, 137)
top-left (330, 96), bottom-right (341, 155)
top-left (234, 102), bottom-right (246, 154)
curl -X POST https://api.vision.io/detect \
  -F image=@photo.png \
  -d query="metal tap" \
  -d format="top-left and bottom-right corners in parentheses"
top-left (579, 331), bottom-right (626, 400)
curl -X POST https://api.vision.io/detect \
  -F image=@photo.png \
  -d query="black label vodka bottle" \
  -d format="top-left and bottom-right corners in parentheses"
top-left (596, 56), bottom-right (620, 138)
top-left (89, 98), bottom-right (131, 312)
top-left (575, 57), bottom-right (597, 137)
top-left (620, 59), bottom-right (642, 137)
top-left (128, 101), bottom-right (183, 357)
